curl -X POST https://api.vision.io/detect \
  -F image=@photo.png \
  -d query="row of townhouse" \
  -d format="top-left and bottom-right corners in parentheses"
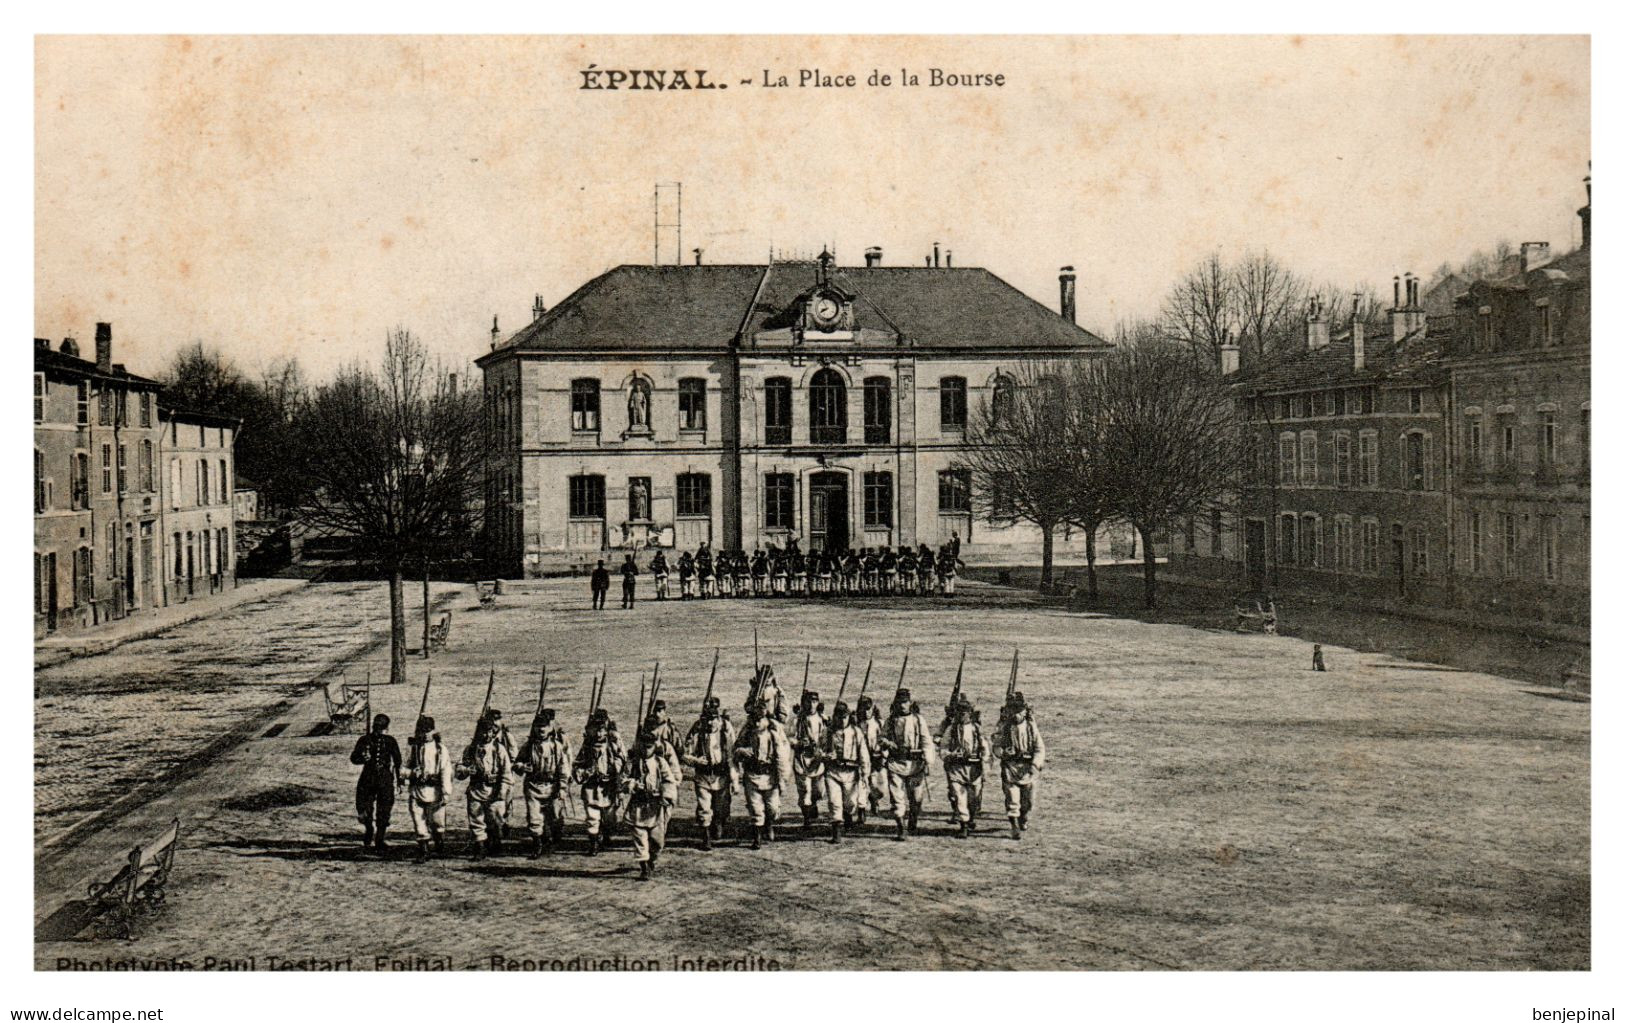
top-left (33, 324), bottom-right (238, 637)
top-left (1175, 176), bottom-right (1590, 626)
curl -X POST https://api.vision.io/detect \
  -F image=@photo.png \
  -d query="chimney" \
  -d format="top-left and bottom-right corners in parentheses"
top-left (945, 250), bottom-right (953, 268)
top-left (1520, 241), bottom-right (1551, 273)
top-left (932, 242), bottom-right (941, 268)
top-left (34, 337), bottom-right (49, 350)
top-left (1390, 272), bottom-right (1428, 343)
top-left (95, 322), bottom-right (112, 372)
top-left (489, 315), bottom-right (500, 351)
top-left (532, 293), bottom-right (546, 321)
top-left (1219, 327), bottom-right (1240, 376)
top-left (1579, 173), bottom-right (1591, 249)
top-left (61, 337), bottom-right (79, 358)
top-left (1351, 295), bottom-right (1366, 371)
top-left (1392, 275), bottom-right (1401, 310)
top-left (1059, 266), bottom-right (1077, 324)
top-left (1306, 294), bottom-right (1330, 350)
top-left (693, 248), bottom-right (704, 266)
top-left (864, 246), bottom-right (883, 267)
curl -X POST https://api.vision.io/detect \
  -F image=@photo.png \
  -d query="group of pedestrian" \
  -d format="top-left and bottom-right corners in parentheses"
top-left (349, 656), bottom-right (1045, 882)
top-left (590, 535), bottom-right (970, 609)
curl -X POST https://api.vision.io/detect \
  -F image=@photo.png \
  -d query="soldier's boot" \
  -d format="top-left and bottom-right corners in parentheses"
top-left (362, 825), bottom-right (373, 848)
top-left (1008, 817), bottom-right (1021, 840)
top-left (907, 808), bottom-right (919, 835)
top-left (649, 846), bottom-right (660, 872)
top-left (893, 818), bottom-right (907, 842)
top-left (710, 819), bottom-right (725, 841)
top-left (829, 821), bottom-right (842, 844)
top-left (586, 833), bottom-right (601, 857)
top-left (638, 860), bottom-right (652, 882)
top-left (487, 834), bottom-right (503, 857)
top-left (1019, 813), bottom-right (1029, 832)
top-left (967, 818), bottom-right (977, 832)
top-left (749, 825), bottom-right (762, 851)
top-left (699, 827), bottom-right (712, 851)
top-left (432, 831), bottom-right (445, 854)
top-left (803, 806), bottom-right (817, 828)
top-left (374, 827), bottom-right (389, 851)
top-left (470, 836), bottom-right (486, 861)
top-left (956, 821), bottom-right (969, 840)
top-left (528, 834), bottom-right (545, 860)
top-left (414, 840), bottom-right (431, 864)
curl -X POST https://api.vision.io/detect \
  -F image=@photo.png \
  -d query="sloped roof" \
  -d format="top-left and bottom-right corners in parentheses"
top-left (33, 343), bottom-right (161, 388)
top-left (1229, 319), bottom-right (1454, 393)
top-left (489, 263), bottom-right (1108, 355)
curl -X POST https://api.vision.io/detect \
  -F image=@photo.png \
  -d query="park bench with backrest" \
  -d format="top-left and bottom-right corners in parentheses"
top-left (1234, 598), bottom-right (1280, 635)
top-left (428, 610), bottom-right (452, 650)
top-left (324, 682), bottom-right (368, 732)
top-left (86, 817), bottom-right (180, 939)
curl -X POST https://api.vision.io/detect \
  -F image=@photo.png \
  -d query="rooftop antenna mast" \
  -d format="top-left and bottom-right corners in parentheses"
top-left (655, 182), bottom-right (682, 266)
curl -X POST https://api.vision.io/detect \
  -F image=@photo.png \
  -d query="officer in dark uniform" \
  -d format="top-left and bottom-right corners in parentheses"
top-left (590, 559), bottom-right (610, 610)
top-left (350, 712), bottom-right (403, 852)
top-left (620, 552), bottom-right (639, 609)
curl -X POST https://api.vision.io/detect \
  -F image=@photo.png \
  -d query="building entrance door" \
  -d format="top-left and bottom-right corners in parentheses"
top-left (44, 552), bottom-right (58, 632)
top-left (808, 472), bottom-right (849, 553)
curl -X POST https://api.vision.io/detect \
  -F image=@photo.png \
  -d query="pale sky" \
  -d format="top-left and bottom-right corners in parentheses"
top-left (35, 35), bottom-right (1590, 381)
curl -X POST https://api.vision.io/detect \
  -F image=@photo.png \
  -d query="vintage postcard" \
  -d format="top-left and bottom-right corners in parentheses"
top-left (30, 33), bottom-right (1590, 991)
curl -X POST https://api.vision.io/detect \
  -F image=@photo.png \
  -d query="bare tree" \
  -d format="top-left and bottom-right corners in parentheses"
top-left (1054, 359), bottom-right (1118, 603)
top-left (290, 329), bottom-right (483, 686)
top-left (1095, 341), bottom-right (1247, 608)
top-left (1232, 251), bottom-right (1307, 366)
top-left (956, 362), bottom-right (1077, 593)
top-left (1161, 252), bottom-right (1234, 371)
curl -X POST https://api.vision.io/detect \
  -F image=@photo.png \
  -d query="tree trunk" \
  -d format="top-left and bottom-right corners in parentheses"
top-left (1039, 524), bottom-right (1055, 594)
top-left (389, 568), bottom-right (407, 686)
top-left (421, 557), bottom-right (431, 659)
top-left (1084, 524), bottom-right (1098, 603)
top-left (1139, 527), bottom-right (1158, 609)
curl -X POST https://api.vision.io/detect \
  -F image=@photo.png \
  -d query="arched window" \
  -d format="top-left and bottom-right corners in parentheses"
top-left (809, 368), bottom-right (847, 444)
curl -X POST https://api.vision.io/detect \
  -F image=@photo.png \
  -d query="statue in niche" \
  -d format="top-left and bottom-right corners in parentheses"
top-left (629, 478), bottom-right (650, 521)
top-left (628, 379), bottom-right (651, 430)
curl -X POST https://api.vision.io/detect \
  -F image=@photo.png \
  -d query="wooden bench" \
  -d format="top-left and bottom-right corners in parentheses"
top-left (86, 818), bottom-right (180, 939)
top-left (1234, 602), bottom-right (1280, 635)
top-left (324, 682), bottom-right (368, 732)
top-left (428, 610), bottom-right (452, 651)
top-left (477, 581), bottom-right (498, 608)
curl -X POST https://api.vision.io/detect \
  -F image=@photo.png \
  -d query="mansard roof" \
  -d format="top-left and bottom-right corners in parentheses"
top-left (485, 262), bottom-right (1108, 357)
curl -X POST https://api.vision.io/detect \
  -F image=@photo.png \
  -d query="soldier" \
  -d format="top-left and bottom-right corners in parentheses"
top-left (771, 550), bottom-right (790, 596)
top-left (853, 694), bottom-right (887, 823)
top-left (572, 708), bottom-right (627, 856)
top-left (642, 699), bottom-right (684, 780)
top-left (512, 708), bottom-right (572, 857)
top-left (1312, 644), bottom-right (1327, 671)
top-left (697, 543), bottom-right (715, 599)
top-left (861, 548), bottom-right (880, 594)
top-left (350, 713), bottom-right (402, 852)
top-left (749, 664), bottom-right (790, 723)
top-left (995, 691), bottom-right (1047, 840)
top-left (790, 690), bottom-right (827, 828)
top-left (818, 701), bottom-right (871, 842)
top-left (620, 553), bottom-right (639, 609)
top-left (898, 546), bottom-right (918, 596)
top-left (650, 549), bottom-right (671, 601)
top-left (623, 720), bottom-right (680, 881)
top-left (937, 694), bottom-right (989, 838)
top-left (841, 548), bottom-right (861, 595)
top-left (716, 550), bottom-right (735, 598)
top-left (750, 549), bottom-right (769, 596)
top-left (678, 550), bottom-right (695, 599)
top-left (938, 543), bottom-right (963, 596)
top-left (590, 559), bottom-right (610, 610)
top-left (402, 714), bottom-right (455, 863)
top-left (918, 544), bottom-right (937, 595)
top-left (878, 689), bottom-right (937, 840)
top-left (815, 550), bottom-right (834, 595)
top-left (880, 546), bottom-right (899, 594)
top-left (732, 697), bottom-right (795, 848)
top-left (681, 696), bottom-right (737, 850)
top-left (457, 712), bottom-right (513, 860)
top-left (733, 550), bottom-right (751, 597)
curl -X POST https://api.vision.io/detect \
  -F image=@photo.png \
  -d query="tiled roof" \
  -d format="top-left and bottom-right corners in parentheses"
top-left (1229, 320), bottom-right (1454, 393)
top-left (490, 263), bottom-right (1108, 354)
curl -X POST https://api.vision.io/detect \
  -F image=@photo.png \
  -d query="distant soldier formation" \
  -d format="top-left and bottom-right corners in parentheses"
top-left (351, 640), bottom-right (1045, 880)
top-left (628, 535), bottom-right (969, 606)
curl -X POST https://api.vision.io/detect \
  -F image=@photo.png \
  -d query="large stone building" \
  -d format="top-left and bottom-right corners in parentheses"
top-left (1178, 176), bottom-right (1590, 626)
top-left (33, 323), bottom-right (237, 637)
top-left (477, 249), bottom-right (1108, 576)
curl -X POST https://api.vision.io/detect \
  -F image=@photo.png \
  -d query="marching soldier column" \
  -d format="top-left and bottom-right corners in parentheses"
top-left (350, 645), bottom-right (1046, 881)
